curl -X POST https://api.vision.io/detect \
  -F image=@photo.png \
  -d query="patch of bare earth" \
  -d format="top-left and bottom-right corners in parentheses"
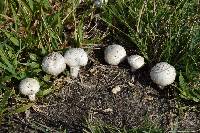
top-left (2, 50), bottom-right (200, 133)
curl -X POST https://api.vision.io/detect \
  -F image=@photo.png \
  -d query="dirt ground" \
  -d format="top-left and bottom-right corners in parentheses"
top-left (1, 49), bottom-right (200, 133)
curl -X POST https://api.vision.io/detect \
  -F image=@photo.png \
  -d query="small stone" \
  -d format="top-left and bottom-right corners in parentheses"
top-left (112, 85), bottom-right (121, 94)
top-left (103, 108), bottom-right (113, 113)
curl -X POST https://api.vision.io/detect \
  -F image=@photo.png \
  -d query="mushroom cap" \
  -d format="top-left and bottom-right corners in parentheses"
top-left (42, 52), bottom-right (66, 76)
top-left (93, 0), bottom-right (108, 6)
top-left (19, 78), bottom-right (40, 96)
top-left (104, 44), bottom-right (127, 65)
top-left (150, 62), bottom-right (176, 87)
top-left (127, 55), bottom-right (144, 70)
top-left (64, 48), bottom-right (88, 67)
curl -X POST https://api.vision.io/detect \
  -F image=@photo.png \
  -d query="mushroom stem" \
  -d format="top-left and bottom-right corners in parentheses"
top-left (131, 67), bottom-right (136, 72)
top-left (130, 67), bottom-right (136, 82)
top-left (158, 85), bottom-right (165, 89)
top-left (131, 75), bottom-right (135, 82)
top-left (70, 66), bottom-right (80, 77)
top-left (28, 94), bottom-right (36, 101)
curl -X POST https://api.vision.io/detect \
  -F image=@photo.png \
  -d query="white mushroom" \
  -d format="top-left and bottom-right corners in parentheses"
top-left (150, 62), bottom-right (176, 89)
top-left (93, 0), bottom-right (108, 7)
top-left (104, 44), bottom-right (126, 65)
top-left (64, 48), bottom-right (88, 77)
top-left (127, 55), bottom-right (145, 82)
top-left (19, 78), bottom-right (40, 101)
top-left (127, 55), bottom-right (145, 72)
top-left (42, 52), bottom-right (66, 76)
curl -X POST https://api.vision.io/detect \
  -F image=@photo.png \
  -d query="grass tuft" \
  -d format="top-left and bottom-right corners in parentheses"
top-left (84, 118), bottom-right (163, 133)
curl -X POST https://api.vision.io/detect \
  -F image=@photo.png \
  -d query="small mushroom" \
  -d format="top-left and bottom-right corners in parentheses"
top-left (127, 55), bottom-right (145, 72)
top-left (104, 44), bottom-right (126, 65)
top-left (19, 78), bottom-right (40, 101)
top-left (42, 52), bottom-right (66, 76)
top-left (93, 0), bottom-right (108, 7)
top-left (150, 62), bottom-right (176, 89)
top-left (127, 55), bottom-right (145, 82)
top-left (64, 48), bottom-right (88, 77)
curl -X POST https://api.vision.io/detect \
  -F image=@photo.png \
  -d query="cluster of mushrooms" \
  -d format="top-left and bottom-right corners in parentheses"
top-left (19, 44), bottom-right (176, 101)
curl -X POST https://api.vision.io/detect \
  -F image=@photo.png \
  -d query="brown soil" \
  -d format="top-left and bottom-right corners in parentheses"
top-left (1, 49), bottom-right (200, 133)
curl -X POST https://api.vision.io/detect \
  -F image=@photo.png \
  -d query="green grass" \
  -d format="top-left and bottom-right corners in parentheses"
top-left (84, 118), bottom-right (163, 133)
top-left (0, 0), bottom-right (200, 131)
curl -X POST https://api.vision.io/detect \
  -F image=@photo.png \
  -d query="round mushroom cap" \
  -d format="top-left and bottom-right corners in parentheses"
top-left (64, 48), bottom-right (88, 67)
top-left (42, 52), bottom-right (66, 76)
top-left (104, 44), bottom-right (126, 65)
top-left (150, 62), bottom-right (176, 87)
top-left (127, 55), bottom-right (144, 70)
top-left (19, 78), bottom-right (40, 96)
